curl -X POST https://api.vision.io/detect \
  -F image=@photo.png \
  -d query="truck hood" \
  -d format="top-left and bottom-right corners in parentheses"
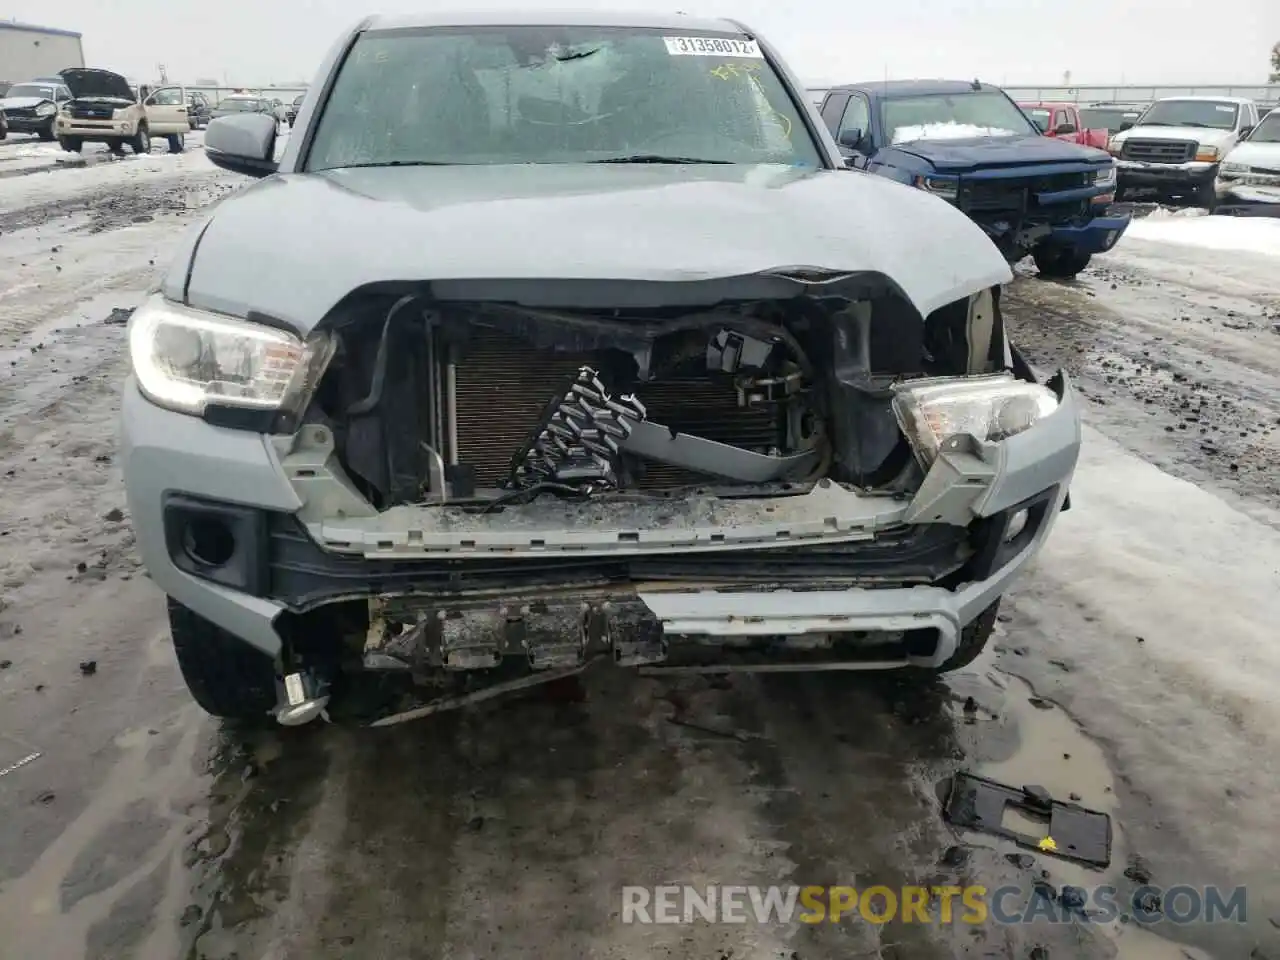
top-left (59, 68), bottom-right (135, 102)
top-left (0, 96), bottom-right (52, 110)
top-left (1111, 125), bottom-right (1237, 150)
top-left (1222, 140), bottom-right (1280, 168)
top-left (182, 163), bottom-right (1012, 334)
top-left (890, 133), bottom-right (1110, 171)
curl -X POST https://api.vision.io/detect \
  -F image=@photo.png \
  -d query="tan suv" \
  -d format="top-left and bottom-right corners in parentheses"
top-left (55, 68), bottom-right (190, 155)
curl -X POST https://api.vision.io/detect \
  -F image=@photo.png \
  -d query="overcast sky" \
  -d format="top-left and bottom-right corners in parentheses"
top-left (8, 0), bottom-right (1278, 87)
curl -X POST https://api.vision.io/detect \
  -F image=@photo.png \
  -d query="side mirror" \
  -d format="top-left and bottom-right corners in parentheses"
top-left (837, 126), bottom-right (865, 151)
top-left (205, 113), bottom-right (279, 178)
top-left (1055, 123), bottom-right (1078, 135)
top-left (1118, 120), bottom-right (1134, 132)
top-left (1240, 125), bottom-right (1254, 138)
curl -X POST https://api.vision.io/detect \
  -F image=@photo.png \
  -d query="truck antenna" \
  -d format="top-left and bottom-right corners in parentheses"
top-left (971, 78), bottom-right (981, 91)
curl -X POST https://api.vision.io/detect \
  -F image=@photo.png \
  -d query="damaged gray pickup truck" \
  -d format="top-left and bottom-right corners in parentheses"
top-left (120, 9), bottom-right (1081, 727)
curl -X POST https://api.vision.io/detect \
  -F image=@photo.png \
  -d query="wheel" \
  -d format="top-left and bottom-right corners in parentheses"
top-left (168, 133), bottom-right (185, 154)
top-left (168, 598), bottom-right (278, 721)
top-left (130, 126), bottom-right (151, 155)
top-left (1033, 245), bottom-right (1092, 279)
top-left (38, 121), bottom-right (55, 142)
top-left (58, 136), bottom-right (83, 153)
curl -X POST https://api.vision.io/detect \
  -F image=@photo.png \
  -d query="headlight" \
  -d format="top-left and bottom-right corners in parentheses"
top-left (1106, 138), bottom-right (1122, 155)
top-left (1093, 163), bottom-right (1116, 186)
top-left (128, 297), bottom-right (335, 419)
top-left (891, 373), bottom-right (1059, 468)
top-left (35, 101), bottom-right (56, 116)
top-left (912, 175), bottom-right (958, 201)
top-left (113, 107), bottom-right (133, 119)
top-left (1219, 161), bottom-right (1249, 176)
top-left (1194, 144), bottom-right (1220, 162)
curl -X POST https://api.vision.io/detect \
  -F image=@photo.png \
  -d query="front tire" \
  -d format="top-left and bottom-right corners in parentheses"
top-left (1194, 178), bottom-right (1217, 211)
top-left (168, 599), bottom-right (278, 721)
top-left (1033, 245), bottom-right (1093, 279)
top-left (130, 126), bottom-right (151, 155)
top-left (168, 133), bottom-right (185, 154)
top-left (38, 121), bottom-right (55, 142)
top-left (59, 136), bottom-right (83, 153)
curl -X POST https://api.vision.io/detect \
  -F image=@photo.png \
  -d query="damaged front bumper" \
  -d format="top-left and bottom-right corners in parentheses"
top-left (121, 369), bottom-right (1081, 672)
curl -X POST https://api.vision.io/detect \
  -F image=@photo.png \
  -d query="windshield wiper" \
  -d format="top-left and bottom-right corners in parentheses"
top-left (1170, 121), bottom-right (1215, 128)
top-left (591, 154), bottom-right (733, 164)
top-left (331, 160), bottom-right (455, 169)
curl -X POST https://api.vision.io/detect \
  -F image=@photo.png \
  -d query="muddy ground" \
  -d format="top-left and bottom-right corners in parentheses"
top-left (1, 141), bottom-right (1278, 960)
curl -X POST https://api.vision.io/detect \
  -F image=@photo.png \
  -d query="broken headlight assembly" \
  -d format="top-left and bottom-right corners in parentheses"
top-left (128, 295), bottom-right (335, 419)
top-left (912, 175), bottom-right (959, 201)
top-left (891, 373), bottom-right (1058, 467)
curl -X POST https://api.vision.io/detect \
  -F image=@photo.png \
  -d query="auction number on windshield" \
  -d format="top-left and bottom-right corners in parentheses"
top-left (663, 36), bottom-right (763, 58)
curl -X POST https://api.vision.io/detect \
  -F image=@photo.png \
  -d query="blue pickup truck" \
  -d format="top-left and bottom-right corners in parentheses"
top-left (816, 80), bottom-right (1130, 279)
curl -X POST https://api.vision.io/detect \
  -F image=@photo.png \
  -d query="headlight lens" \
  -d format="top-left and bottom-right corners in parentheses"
top-left (891, 373), bottom-right (1059, 467)
top-left (112, 107), bottom-right (133, 119)
top-left (1194, 144), bottom-right (1220, 162)
top-left (913, 175), bottom-right (959, 201)
top-left (35, 101), bottom-right (56, 116)
top-left (128, 297), bottom-right (335, 418)
top-left (1219, 161), bottom-right (1249, 176)
top-left (1093, 163), bottom-right (1116, 185)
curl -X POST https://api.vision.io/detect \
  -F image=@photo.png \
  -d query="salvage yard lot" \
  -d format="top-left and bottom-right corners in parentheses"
top-left (0, 151), bottom-right (1278, 960)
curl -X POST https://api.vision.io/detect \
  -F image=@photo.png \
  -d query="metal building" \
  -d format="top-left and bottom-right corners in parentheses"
top-left (0, 20), bottom-right (85, 89)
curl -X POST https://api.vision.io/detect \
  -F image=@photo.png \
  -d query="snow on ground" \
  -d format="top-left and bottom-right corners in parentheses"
top-left (0, 143), bottom-right (215, 210)
top-left (1124, 208), bottom-right (1280, 258)
top-left (891, 122), bottom-right (1019, 143)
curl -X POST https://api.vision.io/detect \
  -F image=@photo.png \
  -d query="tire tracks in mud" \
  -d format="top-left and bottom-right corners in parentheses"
top-left (0, 172), bottom-right (235, 236)
top-left (1003, 267), bottom-right (1280, 514)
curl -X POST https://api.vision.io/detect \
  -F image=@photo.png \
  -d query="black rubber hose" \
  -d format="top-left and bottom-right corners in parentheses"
top-left (345, 294), bottom-right (419, 416)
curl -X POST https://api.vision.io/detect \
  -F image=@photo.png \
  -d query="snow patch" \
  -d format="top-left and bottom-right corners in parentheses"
top-left (892, 122), bottom-right (1018, 144)
top-left (1125, 213), bottom-right (1280, 257)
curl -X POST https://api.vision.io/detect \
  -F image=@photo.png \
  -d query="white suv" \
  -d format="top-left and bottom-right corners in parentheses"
top-left (1108, 96), bottom-right (1260, 206)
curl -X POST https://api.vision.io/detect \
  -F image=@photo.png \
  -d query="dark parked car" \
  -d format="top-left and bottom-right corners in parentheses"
top-left (187, 91), bottom-right (212, 129)
top-left (286, 93), bottom-right (303, 127)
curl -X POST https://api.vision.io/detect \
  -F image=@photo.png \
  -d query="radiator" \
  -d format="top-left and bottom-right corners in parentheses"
top-left (450, 331), bottom-right (780, 489)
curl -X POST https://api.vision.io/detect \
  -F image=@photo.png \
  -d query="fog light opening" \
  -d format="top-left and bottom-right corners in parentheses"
top-left (183, 517), bottom-right (236, 568)
top-left (1004, 508), bottom-right (1029, 543)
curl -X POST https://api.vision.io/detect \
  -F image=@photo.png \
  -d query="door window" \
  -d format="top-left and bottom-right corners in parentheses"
top-left (149, 87), bottom-right (185, 106)
top-left (837, 94), bottom-right (871, 148)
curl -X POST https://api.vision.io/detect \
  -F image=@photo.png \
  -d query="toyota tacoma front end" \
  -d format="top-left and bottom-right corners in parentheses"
top-left (120, 11), bottom-right (1081, 726)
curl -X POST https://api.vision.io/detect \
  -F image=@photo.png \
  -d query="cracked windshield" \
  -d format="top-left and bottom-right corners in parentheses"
top-left (307, 27), bottom-right (817, 168)
top-left (0, 2), bottom-right (1278, 960)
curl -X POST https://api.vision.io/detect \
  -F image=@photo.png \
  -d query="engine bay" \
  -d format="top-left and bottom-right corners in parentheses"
top-left (303, 282), bottom-right (1002, 511)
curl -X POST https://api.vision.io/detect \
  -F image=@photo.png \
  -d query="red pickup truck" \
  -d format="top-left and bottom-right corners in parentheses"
top-left (1018, 102), bottom-right (1109, 149)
